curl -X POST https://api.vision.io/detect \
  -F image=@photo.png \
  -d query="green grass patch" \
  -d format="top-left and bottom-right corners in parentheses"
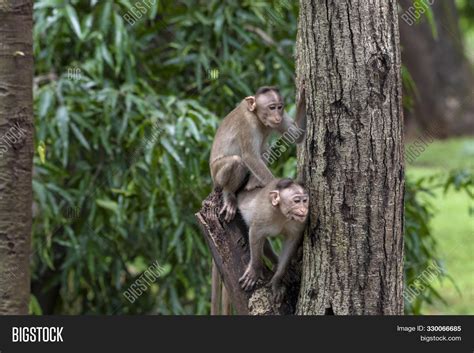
top-left (406, 136), bottom-right (474, 170)
top-left (406, 137), bottom-right (474, 314)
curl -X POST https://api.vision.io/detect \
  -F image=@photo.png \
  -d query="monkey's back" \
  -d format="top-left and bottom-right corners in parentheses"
top-left (209, 103), bottom-right (244, 165)
top-left (237, 181), bottom-right (281, 234)
top-left (236, 188), bottom-right (261, 226)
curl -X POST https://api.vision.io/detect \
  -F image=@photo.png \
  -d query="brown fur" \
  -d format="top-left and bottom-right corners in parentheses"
top-left (210, 88), bottom-right (307, 222)
top-left (237, 178), bottom-right (309, 302)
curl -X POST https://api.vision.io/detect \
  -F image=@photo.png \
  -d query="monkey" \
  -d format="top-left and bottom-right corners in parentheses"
top-left (237, 178), bottom-right (309, 302)
top-left (210, 86), bottom-right (306, 222)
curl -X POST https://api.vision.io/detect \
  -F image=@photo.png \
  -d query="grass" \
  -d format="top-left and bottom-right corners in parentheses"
top-left (405, 136), bottom-right (474, 314)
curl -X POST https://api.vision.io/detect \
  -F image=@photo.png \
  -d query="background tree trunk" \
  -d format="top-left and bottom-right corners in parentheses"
top-left (295, 0), bottom-right (404, 315)
top-left (0, 0), bottom-right (34, 314)
top-left (399, 0), bottom-right (474, 137)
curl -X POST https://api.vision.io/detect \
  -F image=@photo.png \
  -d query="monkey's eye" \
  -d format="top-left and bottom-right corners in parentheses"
top-left (294, 197), bottom-right (301, 203)
top-left (278, 105), bottom-right (283, 110)
top-left (269, 105), bottom-right (276, 111)
top-left (302, 198), bottom-right (308, 204)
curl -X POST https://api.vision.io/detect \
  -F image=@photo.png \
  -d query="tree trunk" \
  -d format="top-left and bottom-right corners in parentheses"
top-left (0, 0), bottom-right (34, 314)
top-left (399, 0), bottom-right (474, 136)
top-left (295, 0), bottom-right (404, 315)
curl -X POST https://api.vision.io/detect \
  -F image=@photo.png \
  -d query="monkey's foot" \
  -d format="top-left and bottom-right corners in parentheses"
top-left (239, 266), bottom-right (262, 291)
top-left (270, 277), bottom-right (286, 304)
top-left (219, 195), bottom-right (237, 222)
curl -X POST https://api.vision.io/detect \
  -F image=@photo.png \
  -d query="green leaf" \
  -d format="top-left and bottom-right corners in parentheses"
top-left (65, 5), bottom-right (83, 40)
top-left (110, 188), bottom-right (135, 197)
top-left (113, 13), bottom-right (125, 72)
top-left (166, 194), bottom-right (178, 225)
top-left (37, 141), bottom-right (46, 164)
top-left (101, 44), bottom-right (114, 68)
top-left (55, 106), bottom-right (69, 166)
top-left (38, 89), bottom-right (54, 118)
top-left (413, 0), bottom-right (438, 39)
top-left (100, 0), bottom-right (113, 33)
top-left (161, 138), bottom-right (184, 168)
top-left (70, 122), bottom-right (91, 150)
top-left (96, 199), bottom-right (119, 213)
top-left (185, 117), bottom-right (201, 141)
top-left (29, 294), bottom-right (43, 315)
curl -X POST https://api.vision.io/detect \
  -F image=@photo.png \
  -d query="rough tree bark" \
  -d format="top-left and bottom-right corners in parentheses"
top-left (0, 0), bottom-right (34, 314)
top-left (399, 0), bottom-right (474, 136)
top-left (295, 0), bottom-right (404, 314)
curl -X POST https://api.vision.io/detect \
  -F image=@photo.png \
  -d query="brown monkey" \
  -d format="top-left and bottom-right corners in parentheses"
top-left (237, 178), bottom-right (309, 302)
top-left (210, 86), bottom-right (306, 222)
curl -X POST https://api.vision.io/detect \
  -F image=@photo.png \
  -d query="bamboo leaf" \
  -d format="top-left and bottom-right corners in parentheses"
top-left (65, 5), bottom-right (83, 40)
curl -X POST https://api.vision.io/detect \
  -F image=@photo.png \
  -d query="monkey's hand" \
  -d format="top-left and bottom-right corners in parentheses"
top-left (239, 265), bottom-right (262, 291)
top-left (270, 276), bottom-right (286, 304)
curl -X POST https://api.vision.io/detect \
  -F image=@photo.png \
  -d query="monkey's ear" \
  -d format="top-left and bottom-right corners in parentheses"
top-left (245, 96), bottom-right (257, 112)
top-left (269, 190), bottom-right (280, 206)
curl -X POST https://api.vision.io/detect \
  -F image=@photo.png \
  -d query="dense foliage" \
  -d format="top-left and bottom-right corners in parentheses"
top-left (31, 0), bottom-right (472, 314)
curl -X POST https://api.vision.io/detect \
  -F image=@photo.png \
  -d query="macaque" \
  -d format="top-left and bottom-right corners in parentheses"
top-left (210, 86), bottom-right (306, 222)
top-left (237, 178), bottom-right (309, 302)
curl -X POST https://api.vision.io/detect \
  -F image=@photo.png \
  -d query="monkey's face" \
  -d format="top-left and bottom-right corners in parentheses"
top-left (271, 185), bottom-right (309, 223)
top-left (255, 91), bottom-right (285, 128)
